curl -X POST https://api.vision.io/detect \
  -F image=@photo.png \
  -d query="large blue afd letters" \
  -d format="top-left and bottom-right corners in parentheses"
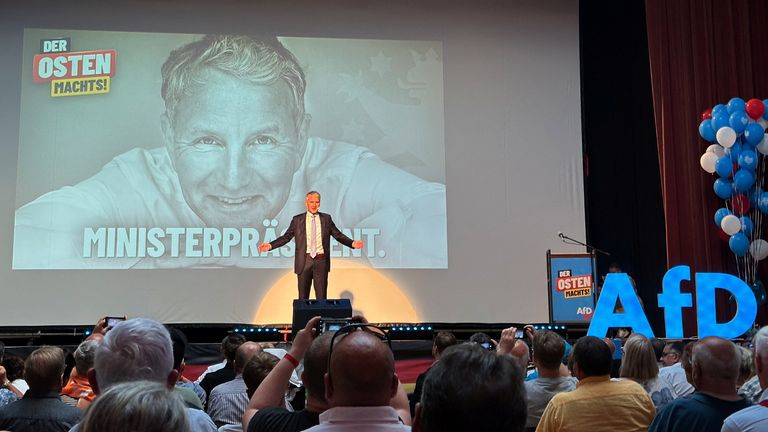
top-left (587, 267), bottom-right (757, 338)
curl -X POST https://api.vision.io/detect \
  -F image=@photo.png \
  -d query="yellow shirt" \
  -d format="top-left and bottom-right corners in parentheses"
top-left (536, 375), bottom-right (656, 432)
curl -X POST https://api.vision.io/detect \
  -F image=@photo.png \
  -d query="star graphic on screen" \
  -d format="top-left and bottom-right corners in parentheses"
top-left (369, 51), bottom-right (392, 78)
top-left (337, 71), bottom-right (366, 103)
top-left (341, 119), bottom-right (366, 144)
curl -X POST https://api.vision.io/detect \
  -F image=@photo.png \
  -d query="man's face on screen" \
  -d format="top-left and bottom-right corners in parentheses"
top-left (164, 68), bottom-right (307, 227)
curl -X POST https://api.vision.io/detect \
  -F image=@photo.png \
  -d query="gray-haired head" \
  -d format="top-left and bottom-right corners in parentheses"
top-left (80, 380), bottom-right (190, 432)
top-left (74, 339), bottom-right (101, 376)
top-left (161, 34), bottom-right (306, 126)
top-left (306, 190), bottom-right (321, 200)
top-left (755, 326), bottom-right (768, 360)
top-left (93, 318), bottom-right (174, 391)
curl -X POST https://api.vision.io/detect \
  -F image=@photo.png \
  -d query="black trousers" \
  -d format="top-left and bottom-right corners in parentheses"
top-left (297, 254), bottom-right (329, 299)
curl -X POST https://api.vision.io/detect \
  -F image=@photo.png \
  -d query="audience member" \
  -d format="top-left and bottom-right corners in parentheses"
top-left (659, 340), bottom-right (695, 397)
top-left (304, 328), bottom-right (409, 431)
top-left (0, 341), bottom-right (22, 407)
top-left (80, 318), bottom-right (217, 432)
top-left (61, 339), bottom-right (99, 409)
top-left (413, 343), bottom-right (527, 432)
top-left (0, 346), bottom-right (82, 432)
top-left (80, 380), bottom-right (190, 432)
top-left (409, 331), bottom-right (457, 416)
top-left (243, 352), bottom-right (280, 399)
top-left (524, 330), bottom-right (576, 431)
top-left (680, 340), bottom-right (695, 385)
top-left (244, 317), bottom-right (333, 432)
top-left (649, 336), bottom-right (750, 432)
top-left (167, 326), bottom-right (207, 409)
top-left (207, 341), bottom-right (263, 427)
top-left (722, 326), bottom-right (768, 431)
top-left (537, 336), bottom-right (655, 432)
top-left (620, 334), bottom-right (677, 409)
top-left (735, 345), bottom-right (755, 390)
top-left (650, 338), bottom-right (666, 369)
top-left (200, 333), bottom-right (246, 398)
top-left (244, 317), bottom-right (411, 432)
top-left (3, 356), bottom-right (28, 395)
top-left (469, 332), bottom-right (495, 351)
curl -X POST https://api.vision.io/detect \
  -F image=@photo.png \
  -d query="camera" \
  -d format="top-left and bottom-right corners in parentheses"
top-left (515, 329), bottom-right (525, 339)
top-left (317, 317), bottom-right (353, 334)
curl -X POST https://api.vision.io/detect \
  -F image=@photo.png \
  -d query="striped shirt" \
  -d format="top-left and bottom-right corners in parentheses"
top-left (207, 375), bottom-right (249, 426)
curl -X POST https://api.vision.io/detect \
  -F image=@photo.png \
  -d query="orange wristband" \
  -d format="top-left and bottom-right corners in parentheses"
top-left (284, 353), bottom-right (299, 368)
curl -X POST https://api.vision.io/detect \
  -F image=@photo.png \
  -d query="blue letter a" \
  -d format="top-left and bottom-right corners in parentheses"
top-left (587, 273), bottom-right (654, 338)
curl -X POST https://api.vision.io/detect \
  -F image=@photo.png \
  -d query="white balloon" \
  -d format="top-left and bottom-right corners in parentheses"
top-left (717, 127), bottom-right (737, 148)
top-left (706, 144), bottom-right (725, 158)
top-left (760, 118), bottom-right (768, 130)
top-left (750, 239), bottom-right (768, 261)
top-left (757, 133), bottom-right (768, 155)
top-left (721, 214), bottom-right (742, 236)
top-left (700, 152), bottom-right (719, 173)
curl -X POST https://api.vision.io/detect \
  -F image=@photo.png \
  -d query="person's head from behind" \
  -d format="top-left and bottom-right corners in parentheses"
top-left (532, 331), bottom-right (565, 372)
top-left (691, 336), bottom-right (739, 393)
top-left (80, 380), bottom-right (190, 432)
top-left (160, 34), bottom-right (310, 228)
top-left (754, 326), bottom-right (768, 389)
top-left (73, 339), bottom-right (100, 377)
top-left (325, 331), bottom-right (397, 407)
top-left (620, 334), bottom-right (658, 383)
top-left (432, 331), bottom-right (457, 360)
top-left (469, 332), bottom-right (494, 351)
top-left (662, 341), bottom-right (684, 367)
top-left (25, 346), bottom-right (66, 394)
top-left (302, 331), bottom-right (334, 404)
top-left (243, 352), bottom-right (280, 399)
top-left (91, 318), bottom-right (175, 393)
top-left (221, 333), bottom-right (246, 363)
top-left (166, 326), bottom-right (188, 377)
top-left (570, 336), bottom-right (612, 380)
top-left (681, 341), bottom-right (695, 385)
top-left (414, 344), bottom-right (526, 432)
top-left (650, 338), bottom-right (666, 364)
top-left (234, 341), bottom-right (264, 374)
top-left (736, 345), bottom-right (755, 387)
top-left (2, 356), bottom-right (25, 383)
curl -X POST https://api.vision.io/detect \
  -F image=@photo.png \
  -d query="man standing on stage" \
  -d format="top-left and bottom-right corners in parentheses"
top-left (258, 191), bottom-right (363, 299)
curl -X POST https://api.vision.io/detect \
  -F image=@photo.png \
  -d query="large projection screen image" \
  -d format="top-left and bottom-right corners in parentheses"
top-left (0, 0), bottom-right (586, 326)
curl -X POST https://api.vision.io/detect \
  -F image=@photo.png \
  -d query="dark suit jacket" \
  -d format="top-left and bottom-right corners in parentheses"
top-left (270, 212), bottom-right (354, 274)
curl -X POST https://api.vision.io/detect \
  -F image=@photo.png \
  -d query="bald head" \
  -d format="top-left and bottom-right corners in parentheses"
top-left (509, 340), bottom-right (530, 372)
top-left (692, 336), bottom-right (739, 393)
top-left (234, 342), bottom-right (263, 374)
top-left (326, 331), bottom-right (397, 407)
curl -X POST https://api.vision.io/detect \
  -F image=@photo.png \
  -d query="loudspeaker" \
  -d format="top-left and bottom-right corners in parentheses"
top-left (292, 299), bottom-right (352, 335)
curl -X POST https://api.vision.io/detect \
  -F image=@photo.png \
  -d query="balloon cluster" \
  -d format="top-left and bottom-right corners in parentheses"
top-left (699, 97), bottom-right (768, 301)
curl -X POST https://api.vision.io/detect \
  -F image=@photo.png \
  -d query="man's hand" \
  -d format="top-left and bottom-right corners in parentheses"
top-left (496, 326), bottom-right (518, 356)
top-left (93, 318), bottom-right (109, 336)
top-left (352, 240), bottom-right (364, 249)
top-left (524, 324), bottom-right (535, 340)
top-left (258, 243), bottom-right (272, 252)
top-left (290, 316), bottom-right (321, 360)
top-left (0, 366), bottom-right (7, 386)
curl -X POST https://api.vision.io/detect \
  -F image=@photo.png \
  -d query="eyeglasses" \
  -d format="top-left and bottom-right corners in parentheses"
top-left (662, 352), bottom-right (678, 358)
top-left (327, 323), bottom-right (392, 379)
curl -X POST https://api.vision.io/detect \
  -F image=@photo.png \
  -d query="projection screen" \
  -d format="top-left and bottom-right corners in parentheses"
top-left (0, 0), bottom-right (586, 325)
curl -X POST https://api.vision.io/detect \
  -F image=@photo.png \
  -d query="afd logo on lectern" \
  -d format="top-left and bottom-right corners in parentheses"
top-left (587, 266), bottom-right (757, 339)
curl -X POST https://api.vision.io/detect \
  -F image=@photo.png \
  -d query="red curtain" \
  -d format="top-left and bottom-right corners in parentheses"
top-left (645, 0), bottom-right (768, 334)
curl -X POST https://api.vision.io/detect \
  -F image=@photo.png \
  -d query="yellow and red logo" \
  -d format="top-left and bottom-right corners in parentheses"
top-left (556, 269), bottom-right (593, 299)
top-left (32, 37), bottom-right (116, 97)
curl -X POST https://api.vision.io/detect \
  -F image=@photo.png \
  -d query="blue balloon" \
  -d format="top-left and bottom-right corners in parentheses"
top-left (713, 104), bottom-right (728, 116)
top-left (728, 142), bottom-right (743, 163)
top-left (759, 192), bottom-right (768, 213)
top-left (715, 208), bottom-right (732, 226)
top-left (730, 111), bottom-right (749, 134)
top-left (750, 187), bottom-right (764, 205)
top-left (729, 232), bottom-right (750, 256)
top-left (699, 119), bottom-right (716, 142)
top-left (744, 123), bottom-right (765, 145)
top-left (734, 169), bottom-right (755, 192)
top-left (728, 97), bottom-right (747, 114)
top-left (739, 150), bottom-right (758, 171)
top-left (763, 99), bottom-right (768, 120)
top-left (715, 178), bottom-right (734, 199)
top-left (712, 112), bottom-right (730, 131)
top-left (740, 216), bottom-right (754, 235)
top-left (715, 156), bottom-right (734, 177)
